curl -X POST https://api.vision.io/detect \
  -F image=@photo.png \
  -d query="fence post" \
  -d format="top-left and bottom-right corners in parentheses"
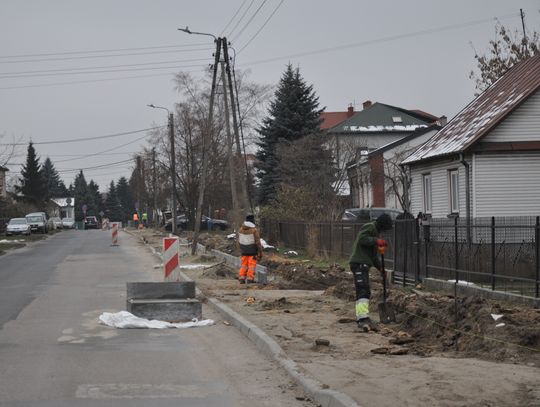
top-left (534, 216), bottom-right (540, 298)
top-left (491, 216), bottom-right (496, 291)
top-left (454, 216), bottom-right (459, 350)
top-left (415, 219), bottom-right (421, 283)
top-left (392, 222), bottom-right (397, 284)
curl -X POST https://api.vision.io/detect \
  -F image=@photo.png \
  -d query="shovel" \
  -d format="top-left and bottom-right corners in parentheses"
top-left (377, 246), bottom-right (396, 324)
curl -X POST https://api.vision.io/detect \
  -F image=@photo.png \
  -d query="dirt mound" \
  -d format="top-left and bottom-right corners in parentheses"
top-left (255, 296), bottom-right (300, 311)
top-left (200, 263), bottom-right (237, 279)
top-left (388, 289), bottom-right (540, 363)
top-left (270, 263), bottom-right (349, 290)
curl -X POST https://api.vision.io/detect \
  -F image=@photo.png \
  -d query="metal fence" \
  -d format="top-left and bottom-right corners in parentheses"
top-left (394, 216), bottom-right (540, 298)
top-left (260, 218), bottom-right (395, 269)
top-left (261, 216), bottom-right (540, 298)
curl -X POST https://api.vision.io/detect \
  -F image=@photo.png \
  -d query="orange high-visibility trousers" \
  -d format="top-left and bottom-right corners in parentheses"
top-left (239, 255), bottom-right (257, 281)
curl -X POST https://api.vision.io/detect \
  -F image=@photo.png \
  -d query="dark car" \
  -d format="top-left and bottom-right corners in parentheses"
top-left (341, 208), bottom-right (403, 222)
top-left (84, 216), bottom-right (99, 229)
top-left (165, 215), bottom-right (229, 231)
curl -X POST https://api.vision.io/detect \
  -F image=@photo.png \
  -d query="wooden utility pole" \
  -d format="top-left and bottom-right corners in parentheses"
top-left (223, 39), bottom-right (249, 213)
top-left (169, 112), bottom-right (177, 235)
top-left (152, 147), bottom-right (158, 226)
top-left (221, 58), bottom-right (241, 227)
top-left (192, 37), bottom-right (222, 255)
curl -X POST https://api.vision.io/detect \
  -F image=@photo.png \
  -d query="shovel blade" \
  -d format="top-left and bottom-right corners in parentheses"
top-left (378, 302), bottom-right (396, 324)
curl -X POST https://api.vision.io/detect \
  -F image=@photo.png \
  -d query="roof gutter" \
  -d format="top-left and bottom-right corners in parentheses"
top-left (460, 153), bottom-right (471, 244)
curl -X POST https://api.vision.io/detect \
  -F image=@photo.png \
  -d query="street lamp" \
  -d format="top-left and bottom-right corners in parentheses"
top-left (147, 104), bottom-right (177, 235)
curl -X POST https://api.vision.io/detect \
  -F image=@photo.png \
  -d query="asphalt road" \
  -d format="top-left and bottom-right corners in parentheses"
top-left (0, 230), bottom-right (313, 407)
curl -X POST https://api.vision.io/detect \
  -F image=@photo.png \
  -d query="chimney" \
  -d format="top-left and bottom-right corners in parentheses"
top-left (439, 115), bottom-right (448, 126)
top-left (347, 104), bottom-right (354, 117)
top-left (363, 100), bottom-right (372, 110)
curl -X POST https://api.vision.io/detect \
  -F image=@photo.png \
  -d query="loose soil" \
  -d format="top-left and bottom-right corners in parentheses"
top-left (136, 228), bottom-right (540, 407)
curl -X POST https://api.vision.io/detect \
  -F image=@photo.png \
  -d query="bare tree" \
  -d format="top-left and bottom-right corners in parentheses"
top-left (470, 21), bottom-right (540, 93)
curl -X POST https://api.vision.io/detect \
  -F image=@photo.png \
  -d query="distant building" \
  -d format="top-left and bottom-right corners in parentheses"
top-left (0, 165), bottom-right (8, 199)
top-left (50, 197), bottom-right (75, 219)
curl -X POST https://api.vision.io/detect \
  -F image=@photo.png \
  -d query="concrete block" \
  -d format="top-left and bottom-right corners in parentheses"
top-left (127, 298), bottom-right (202, 322)
top-left (126, 282), bottom-right (195, 300)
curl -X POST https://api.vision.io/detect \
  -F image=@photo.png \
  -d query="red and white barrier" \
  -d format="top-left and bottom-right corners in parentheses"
top-left (163, 237), bottom-right (180, 281)
top-left (111, 223), bottom-right (119, 246)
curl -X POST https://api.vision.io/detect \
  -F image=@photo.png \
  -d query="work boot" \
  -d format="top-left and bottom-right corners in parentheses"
top-left (239, 278), bottom-right (246, 284)
top-left (357, 318), bottom-right (379, 333)
top-left (246, 279), bottom-right (255, 284)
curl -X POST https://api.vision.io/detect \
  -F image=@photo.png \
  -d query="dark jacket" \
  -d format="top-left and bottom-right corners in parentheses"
top-left (237, 221), bottom-right (263, 256)
top-left (349, 221), bottom-right (381, 268)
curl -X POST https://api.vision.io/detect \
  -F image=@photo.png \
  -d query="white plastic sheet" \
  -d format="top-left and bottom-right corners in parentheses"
top-left (99, 311), bottom-right (215, 329)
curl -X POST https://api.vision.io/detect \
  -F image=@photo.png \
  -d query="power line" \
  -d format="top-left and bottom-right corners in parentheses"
top-left (56, 158), bottom-right (135, 173)
top-left (237, 0), bottom-right (285, 54)
top-left (0, 127), bottom-right (163, 146)
top-left (227, 0), bottom-right (256, 38)
top-left (221, 0), bottom-right (249, 37)
top-left (0, 57), bottom-right (212, 77)
top-left (0, 70), bottom-right (203, 90)
top-left (231, 0), bottom-right (269, 43)
top-left (0, 43), bottom-right (211, 61)
top-left (0, 63), bottom-right (209, 80)
top-left (239, 13), bottom-right (519, 67)
top-left (53, 133), bottom-right (151, 163)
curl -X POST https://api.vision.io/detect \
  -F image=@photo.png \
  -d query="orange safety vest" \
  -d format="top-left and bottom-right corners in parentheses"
top-left (133, 213), bottom-right (139, 221)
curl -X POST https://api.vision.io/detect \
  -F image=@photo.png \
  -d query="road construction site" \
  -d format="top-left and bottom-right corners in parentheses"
top-left (136, 227), bottom-right (540, 407)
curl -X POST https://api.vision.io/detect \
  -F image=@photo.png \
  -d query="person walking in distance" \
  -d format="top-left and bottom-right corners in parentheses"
top-left (349, 213), bottom-right (393, 331)
top-left (237, 214), bottom-right (263, 284)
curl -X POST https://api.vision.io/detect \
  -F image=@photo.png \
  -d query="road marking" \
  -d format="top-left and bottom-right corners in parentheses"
top-left (76, 383), bottom-right (213, 399)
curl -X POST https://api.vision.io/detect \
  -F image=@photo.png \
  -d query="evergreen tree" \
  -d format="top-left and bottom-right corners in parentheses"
top-left (116, 176), bottom-right (134, 223)
top-left (87, 180), bottom-right (102, 216)
top-left (104, 181), bottom-right (122, 220)
top-left (73, 170), bottom-right (89, 221)
top-left (42, 157), bottom-right (68, 199)
top-left (255, 64), bottom-right (323, 204)
top-left (14, 142), bottom-right (46, 207)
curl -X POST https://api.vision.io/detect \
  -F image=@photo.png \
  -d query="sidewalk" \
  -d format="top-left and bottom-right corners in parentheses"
top-left (132, 228), bottom-right (540, 407)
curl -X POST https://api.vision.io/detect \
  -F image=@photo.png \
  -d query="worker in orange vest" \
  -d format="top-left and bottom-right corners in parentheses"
top-left (133, 212), bottom-right (139, 228)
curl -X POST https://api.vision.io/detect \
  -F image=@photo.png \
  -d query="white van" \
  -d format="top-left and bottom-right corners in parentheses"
top-left (25, 212), bottom-right (49, 234)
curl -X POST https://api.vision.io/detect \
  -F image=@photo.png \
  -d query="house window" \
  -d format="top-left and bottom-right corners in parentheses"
top-left (449, 169), bottom-right (459, 214)
top-left (422, 173), bottom-right (432, 213)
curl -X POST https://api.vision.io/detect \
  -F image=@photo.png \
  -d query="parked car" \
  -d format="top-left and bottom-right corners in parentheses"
top-left (5, 218), bottom-right (32, 236)
top-left (25, 212), bottom-right (48, 233)
top-left (165, 214), bottom-right (230, 231)
top-left (341, 207), bottom-right (403, 222)
top-left (84, 216), bottom-right (99, 229)
top-left (62, 217), bottom-right (75, 229)
top-left (51, 217), bottom-right (63, 229)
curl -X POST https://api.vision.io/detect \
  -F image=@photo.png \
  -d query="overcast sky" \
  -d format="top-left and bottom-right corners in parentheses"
top-left (1, 0), bottom-right (539, 190)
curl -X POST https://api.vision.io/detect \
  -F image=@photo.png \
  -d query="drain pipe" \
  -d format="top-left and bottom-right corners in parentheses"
top-left (460, 154), bottom-right (471, 244)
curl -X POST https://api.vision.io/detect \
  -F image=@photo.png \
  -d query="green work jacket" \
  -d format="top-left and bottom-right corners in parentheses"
top-left (349, 221), bottom-right (381, 269)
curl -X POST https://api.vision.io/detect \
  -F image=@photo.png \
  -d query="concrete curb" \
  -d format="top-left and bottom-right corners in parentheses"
top-left (131, 230), bottom-right (362, 407)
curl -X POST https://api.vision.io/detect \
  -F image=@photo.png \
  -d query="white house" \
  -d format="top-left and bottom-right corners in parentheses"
top-left (403, 54), bottom-right (540, 220)
top-left (347, 124), bottom-right (440, 210)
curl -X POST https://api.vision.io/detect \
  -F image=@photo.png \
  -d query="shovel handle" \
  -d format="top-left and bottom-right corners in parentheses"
top-left (381, 253), bottom-right (387, 303)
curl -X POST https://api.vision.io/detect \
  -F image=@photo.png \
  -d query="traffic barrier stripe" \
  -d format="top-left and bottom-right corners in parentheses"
top-left (111, 223), bottom-right (119, 246)
top-left (163, 237), bottom-right (180, 280)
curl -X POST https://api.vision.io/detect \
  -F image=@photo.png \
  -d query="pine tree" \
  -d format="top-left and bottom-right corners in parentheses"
top-left (42, 157), bottom-right (68, 199)
top-left (255, 64), bottom-right (323, 204)
top-left (104, 181), bottom-right (122, 220)
top-left (87, 180), bottom-right (102, 216)
top-left (14, 142), bottom-right (46, 207)
top-left (73, 170), bottom-right (89, 221)
top-left (116, 176), bottom-right (134, 223)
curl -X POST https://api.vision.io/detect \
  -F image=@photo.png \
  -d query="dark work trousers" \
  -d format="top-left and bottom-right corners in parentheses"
top-left (350, 263), bottom-right (371, 321)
